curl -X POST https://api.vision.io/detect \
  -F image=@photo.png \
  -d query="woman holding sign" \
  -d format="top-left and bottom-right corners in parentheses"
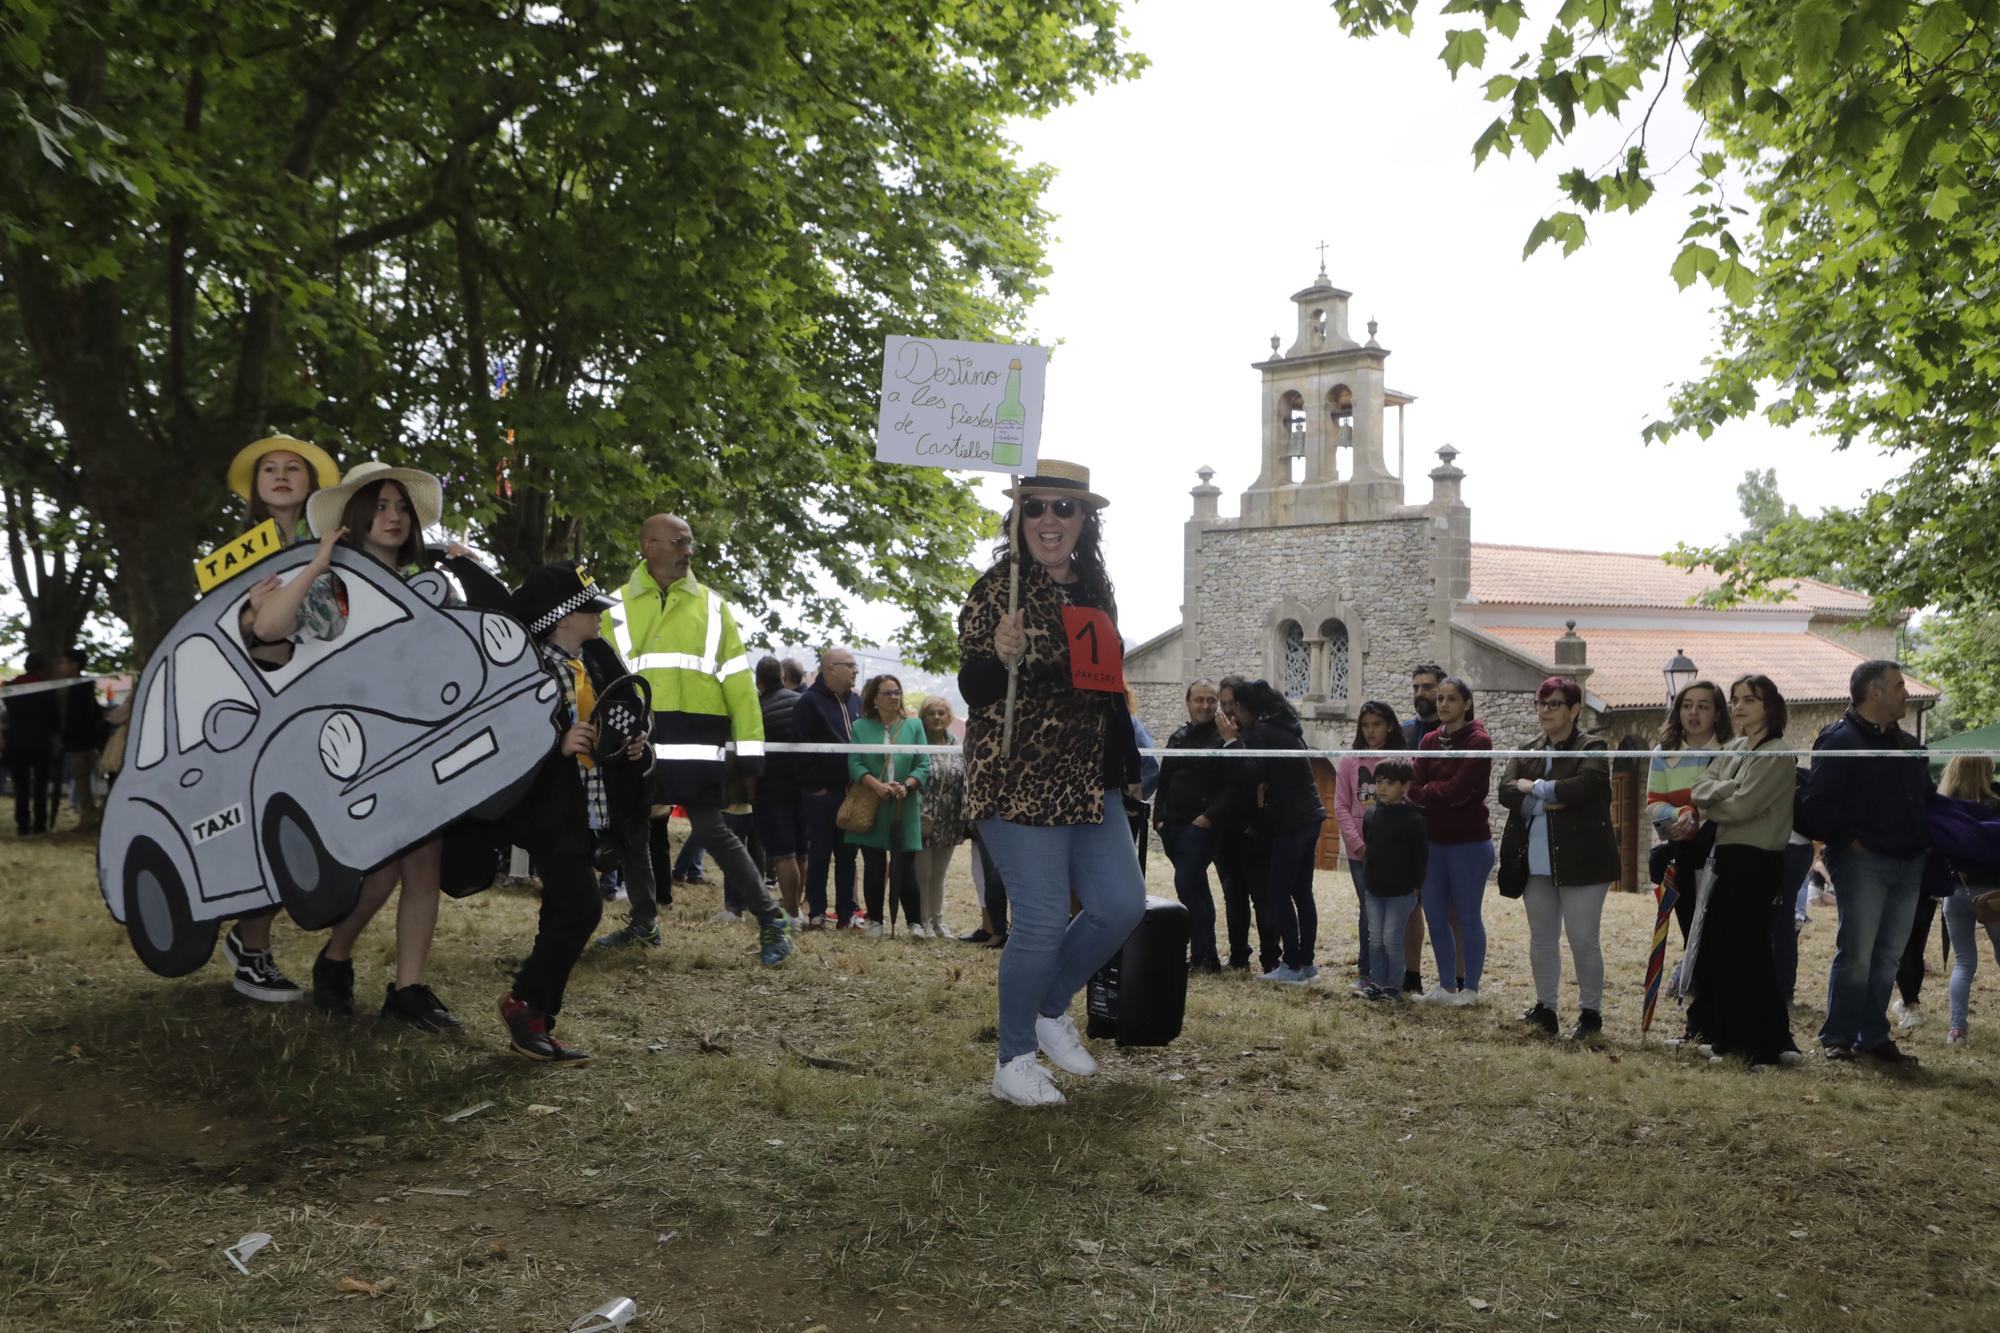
top-left (958, 461), bottom-right (1145, 1108)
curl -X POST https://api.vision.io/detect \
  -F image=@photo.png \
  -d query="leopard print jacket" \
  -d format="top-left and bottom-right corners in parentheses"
top-left (959, 560), bottom-right (1117, 826)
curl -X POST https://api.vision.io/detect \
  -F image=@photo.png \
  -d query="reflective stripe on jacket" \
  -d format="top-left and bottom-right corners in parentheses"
top-left (604, 564), bottom-right (764, 804)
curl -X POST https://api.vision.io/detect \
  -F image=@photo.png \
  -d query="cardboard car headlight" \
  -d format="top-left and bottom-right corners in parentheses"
top-left (98, 544), bottom-right (561, 977)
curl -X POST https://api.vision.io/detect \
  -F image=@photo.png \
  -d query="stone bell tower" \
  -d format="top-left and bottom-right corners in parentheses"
top-left (1239, 264), bottom-right (1410, 525)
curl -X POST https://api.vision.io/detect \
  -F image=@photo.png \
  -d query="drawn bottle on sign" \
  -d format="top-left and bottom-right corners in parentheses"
top-left (991, 358), bottom-right (1026, 467)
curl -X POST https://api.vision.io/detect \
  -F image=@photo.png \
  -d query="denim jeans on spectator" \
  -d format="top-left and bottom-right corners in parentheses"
top-left (1421, 840), bottom-right (1496, 992)
top-left (978, 797), bottom-right (1146, 1063)
top-left (673, 831), bottom-right (705, 880)
top-left (1160, 822), bottom-right (1222, 967)
top-left (1944, 886), bottom-right (2000, 1032)
top-left (1818, 845), bottom-right (1926, 1051)
top-left (971, 828), bottom-right (1009, 936)
top-left (1362, 891), bottom-right (1416, 996)
top-left (1348, 859), bottom-right (1372, 981)
top-left (1771, 838), bottom-right (1813, 1002)
top-left (801, 789), bottom-right (859, 921)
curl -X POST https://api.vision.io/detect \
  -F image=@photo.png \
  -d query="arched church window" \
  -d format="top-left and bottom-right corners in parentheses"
top-left (1319, 618), bottom-right (1350, 701)
top-left (1281, 621), bottom-right (1311, 700)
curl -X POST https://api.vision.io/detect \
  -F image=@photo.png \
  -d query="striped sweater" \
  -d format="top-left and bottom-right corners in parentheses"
top-left (1645, 738), bottom-right (1723, 834)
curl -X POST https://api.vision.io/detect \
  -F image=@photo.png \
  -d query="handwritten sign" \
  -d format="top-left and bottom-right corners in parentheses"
top-left (195, 520), bottom-right (282, 593)
top-left (875, 336), bottom-right (1046, 477)
top-left (1061, 606), bottom-right (1124, 694)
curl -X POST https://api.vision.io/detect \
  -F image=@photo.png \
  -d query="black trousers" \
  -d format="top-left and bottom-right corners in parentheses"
top-left (646, 816), bottom-right (676, 910)
top-left (859, 845), bottom-right (922, 927)
top-left (1685, 844), bottom-right (1798, 1063)
top-left (1218, 830), bottom-right (1279, 971)
top-left (10, 752), bottom-right (52, 833)
top-left (511, 852), bottom-right (604, 1020)
top-left (972, 828), bottom-right (1009, 935)
top-left (1895, 893), bottom-right (1944, 1005)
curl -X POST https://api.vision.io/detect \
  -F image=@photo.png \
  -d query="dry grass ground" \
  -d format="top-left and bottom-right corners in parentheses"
top-left (3, 811), bottom-right (1999, 1332)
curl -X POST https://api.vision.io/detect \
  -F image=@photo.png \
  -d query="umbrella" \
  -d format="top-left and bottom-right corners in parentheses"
top-left (1641, 866), bottom-right (1680, 1039)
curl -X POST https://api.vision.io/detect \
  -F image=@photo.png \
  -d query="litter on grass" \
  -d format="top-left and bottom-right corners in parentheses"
top-left (222, 1232), bottom-right (272, 1275)
top-left (569, 1296), bottom-right (638, 1331)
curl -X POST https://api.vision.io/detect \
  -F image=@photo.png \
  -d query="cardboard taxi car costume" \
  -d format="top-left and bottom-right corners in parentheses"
top-left (99, 541), bottom-right (561, 976)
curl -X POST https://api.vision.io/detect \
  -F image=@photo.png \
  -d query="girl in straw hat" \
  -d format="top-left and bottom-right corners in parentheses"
top-left (252, 460), bottom-right (468, 1032)
top-left (206, 436), bottom-right (343, 1005)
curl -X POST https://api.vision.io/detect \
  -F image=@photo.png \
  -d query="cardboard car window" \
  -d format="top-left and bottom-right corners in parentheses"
top-left (100, 544), bottom-right (560, 977)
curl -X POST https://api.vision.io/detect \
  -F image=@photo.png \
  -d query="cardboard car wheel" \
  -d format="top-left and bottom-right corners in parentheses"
top-left (261, 792), bottom-right (363, 930)
top-left (123, 837), bottom-right (218, 977)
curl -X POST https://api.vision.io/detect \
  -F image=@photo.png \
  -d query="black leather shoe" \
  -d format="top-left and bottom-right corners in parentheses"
top-left (312, 947), bottom-right (355, 1017)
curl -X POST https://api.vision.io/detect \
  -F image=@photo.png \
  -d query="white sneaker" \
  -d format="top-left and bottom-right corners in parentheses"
top-left (1776, 1050), bottom-right (1804, 1066)
top-left (1258, 965), bottom-right (1309, 986)
top-left (1892, 998), bottom-right (1923, 1031)
top-left (908, 923), bottom-right (930, 940)
top-left (1035, 1013), bottom-right (1099, 1076)
top-left (930, 917), bottom-right (950, 938)
top-left (1447, 988), bottom-right (1480, 1008)
top-left (863, 923), bottom-right (884, 940)
top-left (992, 1053), bottom-right (1066, 1107)
top-left (1416, 986), bottom-right (1456, 1005)
top-left (711, 909), bottom-right (742, 924)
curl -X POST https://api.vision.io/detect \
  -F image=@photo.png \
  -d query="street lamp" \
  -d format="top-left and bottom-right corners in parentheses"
top-left (1663, 650), bottom-right (1698, 706)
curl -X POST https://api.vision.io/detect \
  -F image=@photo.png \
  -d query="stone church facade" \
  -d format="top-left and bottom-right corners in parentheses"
top-left (1123, 269), bottom-right (1934, 880)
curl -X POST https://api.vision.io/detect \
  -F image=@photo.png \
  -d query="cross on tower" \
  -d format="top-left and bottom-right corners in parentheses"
top-left (1315, 239), bottom-right (1329, 272)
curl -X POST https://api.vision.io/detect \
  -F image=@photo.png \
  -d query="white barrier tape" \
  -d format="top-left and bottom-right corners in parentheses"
top-left (0, 674), bottom-right (113, 700)
top-left (759, 741), bottom-right (1983, 761)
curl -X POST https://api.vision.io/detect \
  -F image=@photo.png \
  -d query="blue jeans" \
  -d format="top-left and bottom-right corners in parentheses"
top-left (1348, 859), bottom-right (1372, 981)
top-left (1363, 892), bottom-right (1416, 995)
top-left (1421, 840), bottom-right (1495, 992)
top-left (1945, 886), bottom-right (2000, 1032)
top-left (1264, 822), bottom-right (1322, 970)
top-left (1161, 823), bottom-right (1222, 966)
top-left (1818, 846), bottom-right (1926, 1050)
top-left (1771, 840), bottom-right (1813, 1002)
top-left (673, 833), bottom-right (705, 879)
top-left (978, 795), bottom-right (1147, 1063)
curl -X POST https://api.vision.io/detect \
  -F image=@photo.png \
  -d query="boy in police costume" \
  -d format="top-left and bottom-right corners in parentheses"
top-left (498, 564), bottom-right (653, 1063)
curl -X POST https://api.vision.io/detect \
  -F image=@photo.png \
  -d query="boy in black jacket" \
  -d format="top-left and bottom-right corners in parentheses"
top-left (499, 564), bottom-right (653, 1064)
top-left (1361, 758), bottom-right (1428, 1000)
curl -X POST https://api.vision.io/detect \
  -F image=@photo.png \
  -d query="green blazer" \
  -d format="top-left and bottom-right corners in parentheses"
top-left (845, 715), bottom-right (931, 850)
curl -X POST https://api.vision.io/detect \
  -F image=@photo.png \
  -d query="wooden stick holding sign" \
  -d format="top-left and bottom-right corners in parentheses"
top-left (872, 336), bottom-right (1047, 755)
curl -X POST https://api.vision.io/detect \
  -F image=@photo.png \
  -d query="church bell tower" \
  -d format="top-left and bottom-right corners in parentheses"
top-left (1239, 262), bottom-right (1411, 525)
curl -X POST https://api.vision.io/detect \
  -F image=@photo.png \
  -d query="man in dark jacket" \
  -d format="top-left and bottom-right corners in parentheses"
top-left (792, 646), bottom-right (863, 928)
top-left (754, 656), bottom-right (806, 920)
top-left (3, 652), bottom-right (59, 835)
top-left (1401, 662), bottom-right (1445, 749)
top-left (1800, 659), bottom-right (1930, 1064)
top-left (55, 648), bottom-right (108, 829)
top-left (1153, 678), bottom-right (1230, 971)
top-left (1215, 675), bottom-right (1280, 974)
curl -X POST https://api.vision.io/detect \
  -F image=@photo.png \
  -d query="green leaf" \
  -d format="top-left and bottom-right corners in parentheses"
top-left (1515, 106), bottom-right (1556, 158)
top-left (1910, 1), bottom-right (1966, 63)
top-left (1440, 28), bottom-right (1488, 79)
top-left (1791, 0), bottom-right (1843, 78)
top-left (1717, 257), bottom-right (1756, 306)
top-left (1671, 242), bottom-right (1720, 290)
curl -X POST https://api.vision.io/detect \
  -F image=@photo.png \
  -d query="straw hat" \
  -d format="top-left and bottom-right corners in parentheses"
top-left (1000, 458), bottom-right (1109, 509)
top-left (227, 434), bottom-right (341, 501)
top-left (307, 460), bottom-right (444, 538)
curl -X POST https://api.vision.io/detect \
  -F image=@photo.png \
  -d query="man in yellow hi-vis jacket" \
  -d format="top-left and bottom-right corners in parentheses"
top-left (598, 513), bottom-right (792, 966)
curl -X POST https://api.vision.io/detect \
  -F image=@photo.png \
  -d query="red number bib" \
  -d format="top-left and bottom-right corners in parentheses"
top-left (1061, 606), bottom-right (1125, 693)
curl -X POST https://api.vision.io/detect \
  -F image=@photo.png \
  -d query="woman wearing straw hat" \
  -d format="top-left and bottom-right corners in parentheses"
top-left (204, 436), bottom-right (345, 1004)
top-left (958, 460), bottom-right (1145, 1107)
top-left (251, 460), bottom-right (468, 1031)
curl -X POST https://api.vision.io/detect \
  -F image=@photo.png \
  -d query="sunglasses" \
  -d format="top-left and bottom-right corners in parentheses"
top-left (1021, 498), bottom-right (1080, 519)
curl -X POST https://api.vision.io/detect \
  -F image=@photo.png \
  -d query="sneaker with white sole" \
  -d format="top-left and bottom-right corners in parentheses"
top-left (908, 923), bottom-right (930, 940)
top-left (1446, 988), bottom-right (1480, 1008)
top-left (1035, 1012), bottom-right (1098, 1076)
top-left (1946, 1028), bottom-right (1968, 1045)
top-left (711, 909), bottom-right (743, 925)
top-left (224, 928), bottom-right (304, 1003)
top-left (863, 922), bottom-right (884, 940)
top-left (1891, 998), bottom-right (1923, 1031)
top-left (1416, 986), bottom-right (1457, 1005)
top-left (1257, 964), bottom-right (1309, 986)
top-left (992, 1053), bottom-right (1066, 1107)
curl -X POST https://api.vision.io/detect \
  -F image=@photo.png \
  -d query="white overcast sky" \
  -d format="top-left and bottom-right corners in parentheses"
top-left (903, 0), bottom-right (1904, 651)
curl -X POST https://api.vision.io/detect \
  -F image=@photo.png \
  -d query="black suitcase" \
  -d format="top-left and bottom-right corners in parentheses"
top-left (1086, 895), bottom-right (1190, 1046)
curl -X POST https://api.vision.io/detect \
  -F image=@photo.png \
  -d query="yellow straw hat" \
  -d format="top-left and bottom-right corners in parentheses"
top-left (227, 434), bottom-right (341, 501)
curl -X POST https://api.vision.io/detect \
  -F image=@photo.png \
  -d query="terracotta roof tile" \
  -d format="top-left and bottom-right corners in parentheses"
top-left (1469, 543), bottom-right (1875, 615)
top-left (1473, 624), bottom-right (1938, 710)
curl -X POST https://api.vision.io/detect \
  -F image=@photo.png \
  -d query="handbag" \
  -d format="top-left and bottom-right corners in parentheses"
top-left (1497, 819), bottom-right (1529, 899)
top-left (836, 781), bottom-right (881, 834)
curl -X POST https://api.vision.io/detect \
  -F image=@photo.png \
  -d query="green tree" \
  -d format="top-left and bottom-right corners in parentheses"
top-left (1734, 468), bottom-right (1801, 543)
top-left (1, 0), bottom-right (1142, 664)
top-left (1329, 0), bottom-right (1999, 623)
